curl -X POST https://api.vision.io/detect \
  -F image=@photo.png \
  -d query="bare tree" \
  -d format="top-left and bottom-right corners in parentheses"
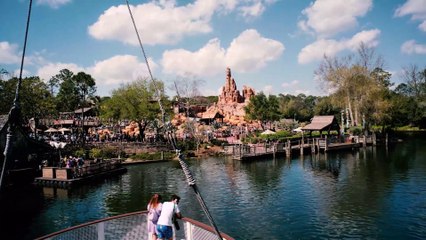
top-left (315, 43), bottom-right (389, 130)
top-left (400, 64), bottom-right (425, 98)
top-left (171, 75), bottom-right (205, 153)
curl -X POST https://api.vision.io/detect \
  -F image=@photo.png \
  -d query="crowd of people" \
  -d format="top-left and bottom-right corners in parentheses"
top-left (147, 194), bottom-right (182, 240)
top-left (60, 155), bottom-right (85, 178)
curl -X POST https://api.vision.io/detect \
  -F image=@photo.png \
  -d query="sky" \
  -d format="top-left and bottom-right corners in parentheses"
top-left (0, 0), bottom-right (425, 98)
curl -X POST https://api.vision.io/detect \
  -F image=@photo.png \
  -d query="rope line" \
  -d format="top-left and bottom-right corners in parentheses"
top-left (0, 0), bottom-right (33, 192)
top-left (124, 1), bottom-right (223, 239)
top-left (124, 0), bottom-right (165, 124)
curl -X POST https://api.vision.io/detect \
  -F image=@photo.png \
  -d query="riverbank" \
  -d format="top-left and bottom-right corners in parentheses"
top-left (121, 145), bottom-right (225, 164)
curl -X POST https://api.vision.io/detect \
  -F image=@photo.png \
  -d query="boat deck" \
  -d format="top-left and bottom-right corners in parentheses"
top-left (35, 211), bottom-right (234, 240)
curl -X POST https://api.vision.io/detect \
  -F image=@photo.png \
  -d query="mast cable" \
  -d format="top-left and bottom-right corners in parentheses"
top-left (1, 0), bottom-right (33, 192)
top-left (124, 1), bottom-right (223, 239)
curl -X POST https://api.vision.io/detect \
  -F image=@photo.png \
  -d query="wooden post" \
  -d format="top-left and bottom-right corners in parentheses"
top-left (286, 140), bottom-right (291, 158)
top-left (300, 140), bottom-right (303, 155)
top-left (372, 132), bottom-right (377, 146)
top-left (363, 135), bottom-right (366, 147)
top-left (273, 142), bottom-right (276, 158)
top-left (316, 138), bottom-right (319, 152)
top-left (324, 136), bottom-right (328, 152)
top-left (385, 133), bottom-right (388, 146)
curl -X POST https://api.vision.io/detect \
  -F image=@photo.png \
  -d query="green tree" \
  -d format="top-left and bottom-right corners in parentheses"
top-left (397, 65), bottom-right (426, 128)
top-left (100, 78), bottom-right (167, 141)
top-left (315, 43), bottom-right (392, 131)
top-left (55, 69), bottom-right (79, 112)
top-left (245, 92), bottom-right (280, 130)
top-left (314, 96), bottom-right (341, 116)
top-left (278, 93), bottom-right (316, 122)
top-left (54, 70), bottom-right (96, 112)
top-left (72, 71), bottom-right (97, 116)
top-left (48, 69), bottom-right (73, 96)
top-left (0, 76), bottom-right (55, 121)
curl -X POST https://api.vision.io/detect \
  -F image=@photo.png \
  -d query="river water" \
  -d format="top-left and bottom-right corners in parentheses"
top-left (1, 132), bottom-right (425, 240)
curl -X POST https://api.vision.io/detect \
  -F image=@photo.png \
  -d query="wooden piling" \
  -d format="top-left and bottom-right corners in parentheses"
top-left (286, 140), bottom-right (291, 158)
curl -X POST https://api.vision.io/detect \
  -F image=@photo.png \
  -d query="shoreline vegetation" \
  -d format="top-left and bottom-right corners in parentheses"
top-left (122, 145), bottom-right (225, 164)
top-left (109, 129), bottom-right (425, 165)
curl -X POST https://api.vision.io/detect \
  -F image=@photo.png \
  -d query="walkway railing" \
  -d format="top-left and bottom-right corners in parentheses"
top-left (227, 135), bottom-right (377, 160)
top-left (35, 211), bottom-right (234, 240)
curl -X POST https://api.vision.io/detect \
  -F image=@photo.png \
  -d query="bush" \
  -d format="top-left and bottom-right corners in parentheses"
top-left (89, 148), bottom-right (102, 159)
top-left (74, 148), bottom-right (86, 158)
top-left (348, 126), bottom-right (362, 135)
top-left (210, 138), bottom-right (228, 146)
top-left (176, 139), bottom-right (196, 151)
top-left (132, 151), bottom-right (175, 160)
top-left (88, 146), bottom-right (124, 159)
top-left (259, 130), bottom-right (292, 142)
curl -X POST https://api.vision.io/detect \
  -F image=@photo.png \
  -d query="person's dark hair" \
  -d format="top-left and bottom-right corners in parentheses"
top-left (171, 194), bottom-right (180, 202)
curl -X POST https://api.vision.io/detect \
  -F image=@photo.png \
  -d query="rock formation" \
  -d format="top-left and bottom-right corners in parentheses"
top-left (205, 67), bottom-right (255, 125)
top-left (171, 67), bottom-right (256, 128)
top-left (218, 67), bottom-right (245, 104)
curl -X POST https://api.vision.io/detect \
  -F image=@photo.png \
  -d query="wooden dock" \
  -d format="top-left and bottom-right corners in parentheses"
top-left (228, 136), bottom-right (375, 160)
top-left (34, 159), bottom-right (127, 188)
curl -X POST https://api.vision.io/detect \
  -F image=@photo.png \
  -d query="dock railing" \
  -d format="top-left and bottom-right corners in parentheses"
top-left (35, 211), bottom-right (234, 240)
top-left (227, 135), bottom-right (375, 160)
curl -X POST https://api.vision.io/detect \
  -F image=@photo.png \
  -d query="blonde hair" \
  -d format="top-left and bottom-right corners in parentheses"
top-left (148, 193), bottom-right (162, 209)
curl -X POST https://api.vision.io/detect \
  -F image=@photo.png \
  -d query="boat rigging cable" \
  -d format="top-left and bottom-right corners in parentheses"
top-left (124, 1), bottom-right (223, 239)
top-left (0, 0), bottom-right (33, 192)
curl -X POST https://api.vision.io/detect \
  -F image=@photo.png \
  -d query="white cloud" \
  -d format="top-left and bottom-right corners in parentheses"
top-left (263, 85), bottom-right (274, 95)
top-left (161, 29), bottom-right (284, 77)
top-left (36, 0), bottom-right (71, 9)
top-left (162, 38), bottom-right (226, 77)
top-left (35, 55), bottom-right (155, 96)
top-left (88, 0), bottom-right (277, 46)
top-left (240, 1), bottom-right (265, 17)
top-left (295, 89), bottom-right (311, 95)
top-left (298, 0), bottom-right (372, 38)
top-left (12, 68), bottom-right (31, 78)
top-left (37, 62), bottom-right (83, 81)
top-left (87, 55), bottom-right (156, 86)
top-left (0, 42), bottom-right (21, 64)
top-left (200, 87), bottom-right (222, 97)
top-left (88, 1), bottom-right (233, 46)
top-left (226, 29), bottom-right (285, 72)
top-left (401, 40), bottom-right (426, 54)
top-left (395, 0), bottom-right (426, 32)
top-left (346, 29), bottom-right (380, 49)
top-left (420, 21), bottom-right (426, 31)
top-left (298, 29), bottom-right (380, 64)
top-left (281, 80), bottom-right (299, 88)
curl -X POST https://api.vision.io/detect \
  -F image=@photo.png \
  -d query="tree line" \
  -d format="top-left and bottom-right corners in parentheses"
top-left (245, 44), bottom-right (426, 131)
top-left (0, 44), bottom-right (425, 133)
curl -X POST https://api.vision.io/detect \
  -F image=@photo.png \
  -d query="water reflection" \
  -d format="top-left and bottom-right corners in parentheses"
top-left (1, 133), bottom-right (425, 240)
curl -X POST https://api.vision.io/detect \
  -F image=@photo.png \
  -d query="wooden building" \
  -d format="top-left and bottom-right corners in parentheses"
top-left (302, 115), bottom-right (340, 136)
top-left (199, 111), bottom-right (224, 125)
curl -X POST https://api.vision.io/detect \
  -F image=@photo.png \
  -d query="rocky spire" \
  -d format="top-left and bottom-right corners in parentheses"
top-left (218, 67), bottom-right (246, 104)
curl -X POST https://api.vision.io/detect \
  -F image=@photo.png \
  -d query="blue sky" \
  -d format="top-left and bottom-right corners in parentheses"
top-left (1, 0), bottom-right (425, 97)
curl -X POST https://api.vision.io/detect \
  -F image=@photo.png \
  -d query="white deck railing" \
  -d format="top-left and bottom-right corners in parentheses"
top-left (35, 211), bottom-right (234, 240)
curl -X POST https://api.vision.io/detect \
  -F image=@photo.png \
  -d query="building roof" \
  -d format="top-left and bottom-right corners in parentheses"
top-left (201, 111), bottom-right (224, 119)
top-left (74, 107), bottom-right (93, 114)
top-left (302, 115), bottom-right (339, 131)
